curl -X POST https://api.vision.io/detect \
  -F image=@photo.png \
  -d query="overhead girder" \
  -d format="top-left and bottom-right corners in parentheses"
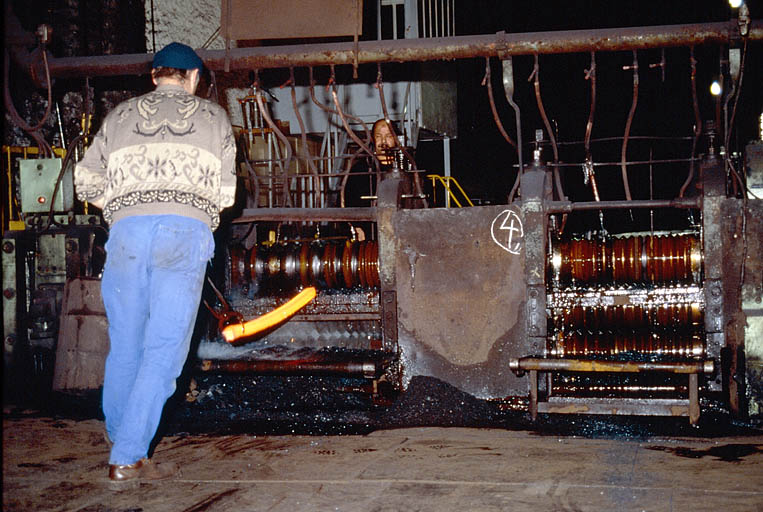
top-left (8, 20), bottom-right (763, 83)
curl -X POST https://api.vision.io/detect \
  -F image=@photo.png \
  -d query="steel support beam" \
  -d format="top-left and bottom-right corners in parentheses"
top-left (537, 397), bottom-right (696, 421)
top-left (19, 21), bottom-right (763, 80)
top-left (545, 197), bottom-right (701, 213)
top-left (517, 359), bottom-right (710, 423)
top-left (233, 207), bottom-right (377, 223)
top-left (509, 357), bottom-right (715, 375)
top-left (198, 359), bottom-right (382, 378)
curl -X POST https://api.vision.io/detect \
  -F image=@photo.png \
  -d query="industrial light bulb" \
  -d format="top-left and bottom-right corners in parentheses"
top-left (710, 81), bottom-right (722, 96)
top-left (728, 0), bottom-right (743, 8)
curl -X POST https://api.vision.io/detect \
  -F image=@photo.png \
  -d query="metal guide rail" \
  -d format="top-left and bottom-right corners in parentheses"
top-left (509, 357), bottom-right (715, 424)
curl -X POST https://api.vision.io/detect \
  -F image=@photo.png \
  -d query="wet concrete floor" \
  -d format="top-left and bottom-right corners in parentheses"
top-left (4, 410), bottom-right (763, 512)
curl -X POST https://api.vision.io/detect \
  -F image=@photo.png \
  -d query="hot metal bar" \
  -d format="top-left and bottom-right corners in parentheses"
top-left (233, 207), bottom-right (377, 223)
top-left (199, 358), bottom-right (381, 378)
top-left (546, 198), bottom-right (700, 213)
top-left (509, 357), bottom-right (714, 374)
top-left (31, 21), bottom-right (763, 79)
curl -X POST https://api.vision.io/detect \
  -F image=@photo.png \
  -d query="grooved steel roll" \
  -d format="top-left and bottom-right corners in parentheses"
top-left (550, 234), bottom-right (702, 286)
top-left (549, 331), bottom-right (705, 359)
top-left (229, 241), bottom-right (379, 292)
top-left (553, 304), bottom-right (703, 331)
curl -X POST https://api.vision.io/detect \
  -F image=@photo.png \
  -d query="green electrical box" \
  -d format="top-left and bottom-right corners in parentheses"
top-left (19, 158), bottom-right (73, 213)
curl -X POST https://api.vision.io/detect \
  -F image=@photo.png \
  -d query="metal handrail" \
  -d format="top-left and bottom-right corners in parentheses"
top-left (427, 174), bottom-right (474, 208)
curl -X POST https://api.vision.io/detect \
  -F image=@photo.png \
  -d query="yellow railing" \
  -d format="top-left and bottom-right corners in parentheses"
top-left (427, 174), bottom-right (474, 208)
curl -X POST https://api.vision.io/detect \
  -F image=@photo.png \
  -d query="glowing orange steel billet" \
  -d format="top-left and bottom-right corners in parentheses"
top-left (222, 287), bottom-right (317, 343)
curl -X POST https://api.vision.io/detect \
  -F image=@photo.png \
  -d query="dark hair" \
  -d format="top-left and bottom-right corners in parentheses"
top-left (372, 119), bottom-right (390, 137)
top-left (152, 66), bottom-right (193, 80)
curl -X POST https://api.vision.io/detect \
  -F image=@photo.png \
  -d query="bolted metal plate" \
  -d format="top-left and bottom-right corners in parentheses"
top-left (19, 158), bottom-right (73, 213)
top-left (52, 278), bottom-right (108, 391)
top-left (389, 205), bottom-right (528, 398)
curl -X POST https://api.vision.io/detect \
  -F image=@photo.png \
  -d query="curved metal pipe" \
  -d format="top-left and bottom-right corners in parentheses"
top-left (584, 52), bottom-right (596, 161)
top-left (680, 47), bottom-right (702, 198)
top-left (725, 38), bottom-right (748, 193)
top-left (620, 50), bottom-right (638, 201)
top-left (502, 57), bottom-right (523, 203)
top-left (308, 67), bottom-right (380, 180)
top-left (4, 47), bottom-right (54, 157)
top-left (531, 54), bottom-right (563, 201)
top-left (236, 132), bottom-right (261, 209)
top-left (584, 60), bottom-right (602, 204)
top-left (308, 67), bottom-right (340, 117)
top-left (330, 85), bottom-right (380, 174)
top-left (255, 90), bottom-right (294, 207)
top-left (483, 57), bottom-right (517, 150)
top-left (289, 68), bottom-right (323, 205)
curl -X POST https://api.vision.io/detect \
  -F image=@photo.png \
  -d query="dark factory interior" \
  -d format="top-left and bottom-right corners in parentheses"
top-left (2, 1), bottom-right (763, 509)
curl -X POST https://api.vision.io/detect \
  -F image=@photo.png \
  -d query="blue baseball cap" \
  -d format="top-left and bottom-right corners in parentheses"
top-left (152, 42), bottom-right (203, 70)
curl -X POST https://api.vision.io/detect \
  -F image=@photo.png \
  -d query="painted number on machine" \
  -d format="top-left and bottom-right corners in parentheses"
top-left (491, 209), bottom-right (524, 255)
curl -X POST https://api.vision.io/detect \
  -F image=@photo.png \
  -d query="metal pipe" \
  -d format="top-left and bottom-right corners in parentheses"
top-left (483, 57), bottom-right (517, 150)
top-left (530, 54), bottom-right (563, 201)
top-left (289, 68), bottom-right (322, 203)
top-left (621, 50), bottom-right (638, 201)
top-left (33, 21), bottom-right (763, 79)
top-left (725, 38), bottom-right (749, 193)
top-left (199, 358), bottom-right (380, 378)
top-left (509, 357), bottom-right (714, 375)
top-left (233, 207), bottom-right (377, 223)
top-left (236, 132), bottom-right (261, 209)
top-left (680, 47), bottom-right (703, 198)
top-left (312, 67), bottom-right (378, 176)
top-left (255, 90), bottom-right (294, 207)
top-left (584, 52), bottom-right (596, 163)
top-left (545, 197), bottom-right (701, 213)
top-left (502, 57), bottom-right (523, 202)
top-left (331, 85), bottom-right (379, 173)
top-left (583, 52), bottom-right (602, 204)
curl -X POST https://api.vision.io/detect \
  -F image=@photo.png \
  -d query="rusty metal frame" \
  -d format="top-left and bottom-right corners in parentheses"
top-left (232, 207), bottom-right (377, 223)
top-left (545, 198), bottom-right (701, 213)
top-left (509, 358), bottom-right (715, 374)
top-left (199, 358), bottom-right (383, 378)
top-left (536, 393), bottom-right (700, 422)
top-left (511, 358), bottom-right (713, 424)
top-left (11, 21), bottom-right (762, 82)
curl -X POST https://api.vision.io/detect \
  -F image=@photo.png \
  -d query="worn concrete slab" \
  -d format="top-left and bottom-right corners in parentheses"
top-left (3, 415), bottom-right (762, 512)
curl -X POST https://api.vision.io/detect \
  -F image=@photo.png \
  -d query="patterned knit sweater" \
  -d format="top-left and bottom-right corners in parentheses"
top-left (74, 83), bottom-right (236, 230)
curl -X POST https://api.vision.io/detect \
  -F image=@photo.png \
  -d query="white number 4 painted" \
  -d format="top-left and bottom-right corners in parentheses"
top-left (490, 209), bottom-right (524, 255)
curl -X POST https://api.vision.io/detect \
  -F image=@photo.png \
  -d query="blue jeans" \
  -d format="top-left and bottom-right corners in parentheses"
top-left (101, 215), bottom-right (214, 465)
